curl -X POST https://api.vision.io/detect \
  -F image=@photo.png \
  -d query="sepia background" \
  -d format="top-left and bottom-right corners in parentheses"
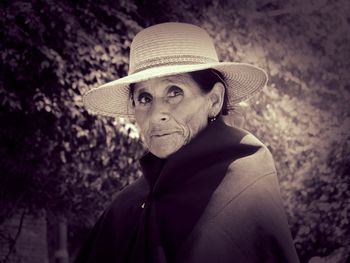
top-left (1, 0), bottom-right (349, 262)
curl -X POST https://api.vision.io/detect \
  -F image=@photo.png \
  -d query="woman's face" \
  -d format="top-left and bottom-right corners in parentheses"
top-left (132, 73), bottom-right (213, 158)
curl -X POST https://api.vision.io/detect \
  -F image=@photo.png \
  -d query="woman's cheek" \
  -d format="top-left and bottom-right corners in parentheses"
top-left (177, 106), bottom-right (208, 144)
top-left (135, 110), bottom-right (150, 136)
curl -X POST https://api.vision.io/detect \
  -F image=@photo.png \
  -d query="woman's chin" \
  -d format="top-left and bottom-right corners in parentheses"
top-left (146, 134), bottom-right (185, 158)
top-left (148, 142), bottom-right (183, 159)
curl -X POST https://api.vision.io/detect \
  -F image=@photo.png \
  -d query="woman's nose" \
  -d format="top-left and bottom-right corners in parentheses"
top-left (150, 100), bottom-right (170, 123)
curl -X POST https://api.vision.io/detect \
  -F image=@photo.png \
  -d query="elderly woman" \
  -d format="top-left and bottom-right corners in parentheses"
top-left (76, 22), bottom-right (300, 263)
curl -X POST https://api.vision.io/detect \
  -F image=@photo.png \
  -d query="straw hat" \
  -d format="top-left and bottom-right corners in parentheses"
top-left (83, 22), bottom-right (268, 118)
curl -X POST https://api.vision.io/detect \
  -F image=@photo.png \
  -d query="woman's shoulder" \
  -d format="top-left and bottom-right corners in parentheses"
top-left (231, 127), bottom-right (275, 169)
top-left (223, 124), bottom-right (276, 175)
top-left (212, 125), bottom-right (279, 207)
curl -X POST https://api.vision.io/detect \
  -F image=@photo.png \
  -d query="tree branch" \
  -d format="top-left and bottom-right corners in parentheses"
top-left (3, 210), bottom-right (26, 263)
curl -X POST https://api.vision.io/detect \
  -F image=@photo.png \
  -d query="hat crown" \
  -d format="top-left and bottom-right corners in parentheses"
top-left (129, 22), bottom-right (219, 74)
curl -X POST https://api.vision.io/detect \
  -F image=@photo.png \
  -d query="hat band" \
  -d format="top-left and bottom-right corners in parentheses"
top-left (130, 55), bottom-right (218, 74)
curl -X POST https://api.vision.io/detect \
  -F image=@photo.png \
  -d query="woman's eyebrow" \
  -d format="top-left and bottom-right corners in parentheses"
top-left (133, 86), bottom-right (148, 95)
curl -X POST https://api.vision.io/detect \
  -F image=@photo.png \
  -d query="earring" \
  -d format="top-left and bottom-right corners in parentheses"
top-left (209, 113), bottom-right (217, 123)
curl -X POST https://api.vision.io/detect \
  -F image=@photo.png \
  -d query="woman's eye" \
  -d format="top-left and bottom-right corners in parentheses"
top-left (137, 92), bottom-right (152, 105)
top-left (168, 86), bottom-right (183, 97)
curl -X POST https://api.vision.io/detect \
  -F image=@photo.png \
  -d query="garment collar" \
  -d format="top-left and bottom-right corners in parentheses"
top-left (139, 118), bottom-right (247, 193)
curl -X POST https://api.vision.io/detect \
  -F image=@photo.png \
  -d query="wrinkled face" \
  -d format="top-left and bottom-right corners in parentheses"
top-left (132, 73), bottom-right (211, 158)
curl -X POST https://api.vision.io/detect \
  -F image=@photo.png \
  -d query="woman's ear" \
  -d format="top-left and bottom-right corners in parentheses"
top-left (208, 82), bottom-right (225, 117)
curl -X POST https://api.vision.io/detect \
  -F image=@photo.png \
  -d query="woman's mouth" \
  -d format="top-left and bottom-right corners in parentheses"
top-left (151, 131), bottom-right (179, 138)
top-left (153, 133), bottom-right (173, 137)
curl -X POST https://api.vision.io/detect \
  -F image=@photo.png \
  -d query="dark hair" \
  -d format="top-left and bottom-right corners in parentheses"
top-left (129, 69), bottom-right (229, 115)
top-left (129, 84), bottom-right (135, 107)
top-left (188, 69), bottom-right (228, 115)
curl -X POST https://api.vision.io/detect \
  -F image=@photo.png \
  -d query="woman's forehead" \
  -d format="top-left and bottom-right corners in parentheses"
top-left (134, 73), bottom-right (195, 89)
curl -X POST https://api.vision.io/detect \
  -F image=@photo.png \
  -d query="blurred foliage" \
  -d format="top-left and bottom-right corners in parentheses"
top-left (0, 0), bottom-right (145, 234)
top-left (1, 0), bottom-right (349, 262)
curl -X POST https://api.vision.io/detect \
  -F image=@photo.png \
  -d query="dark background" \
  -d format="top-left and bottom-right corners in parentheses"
top-left (1, 0), bottom-right (349, 262)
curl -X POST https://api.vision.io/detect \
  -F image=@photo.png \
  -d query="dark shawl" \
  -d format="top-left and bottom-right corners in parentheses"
top-left (75, 118), bottom-right (300, 263)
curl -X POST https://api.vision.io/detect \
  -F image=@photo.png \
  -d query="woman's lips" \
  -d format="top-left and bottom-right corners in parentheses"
top-left (150, 131), bottom-right (179, 138)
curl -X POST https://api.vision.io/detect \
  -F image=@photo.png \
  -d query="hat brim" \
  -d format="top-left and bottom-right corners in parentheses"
top-left (83, 62), bottom-right (268, 118)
